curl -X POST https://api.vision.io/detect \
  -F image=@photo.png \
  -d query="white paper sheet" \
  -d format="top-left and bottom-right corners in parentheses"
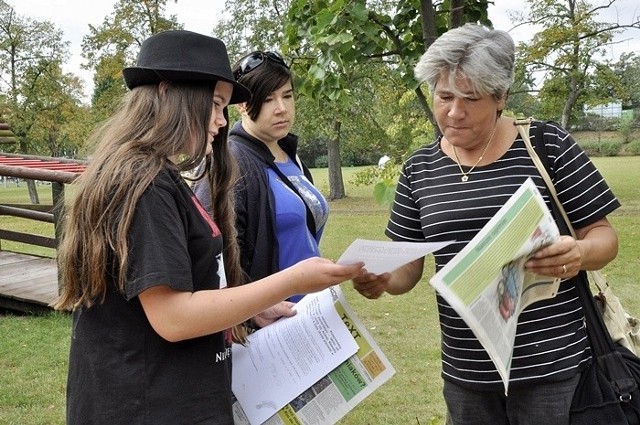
top-left (337, 239), bottom-right (453, 275)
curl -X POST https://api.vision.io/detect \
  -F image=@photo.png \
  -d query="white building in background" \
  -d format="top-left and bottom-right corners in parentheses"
top-left (584, 102), bottom-right (623, 118)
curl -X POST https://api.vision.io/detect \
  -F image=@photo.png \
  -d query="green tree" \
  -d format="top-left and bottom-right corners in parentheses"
top-left (286, 0), bottom-right (491, 124)
top-left (507, 58), bottom-right (543, 118)
top-left (81, 0), bottom-right (181, 119)
top-left (214, 0), bottom-right (291, 58)
top-left (216, 0), bottom-right (352, 199)
top-left (0, 0), bottom-right (88, 201)
top-left (20, 65), bottom-right (89, 157)
top-left (612, 52), bottom-right (640, 111)
top-left (284, 0), bottom-right (491, 199)
top-left (212, 0), bottom-right (296, 134)
top-left (511, 0), bottom-right (640, 128)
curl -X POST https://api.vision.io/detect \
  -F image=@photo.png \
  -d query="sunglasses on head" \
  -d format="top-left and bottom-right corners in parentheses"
top-left (233, 51), bottom-right (288, 80)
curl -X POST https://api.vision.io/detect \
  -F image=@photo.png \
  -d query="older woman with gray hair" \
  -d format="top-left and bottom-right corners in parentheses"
top-left (352, 23), bottom-right (620, 424)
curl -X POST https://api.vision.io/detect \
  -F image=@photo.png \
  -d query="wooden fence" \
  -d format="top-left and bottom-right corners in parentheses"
top-left (0, 152), bottom-right (86, 313)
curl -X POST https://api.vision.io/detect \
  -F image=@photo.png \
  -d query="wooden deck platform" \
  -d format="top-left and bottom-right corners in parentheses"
top-left (0, 250), bottom-right (59, 314)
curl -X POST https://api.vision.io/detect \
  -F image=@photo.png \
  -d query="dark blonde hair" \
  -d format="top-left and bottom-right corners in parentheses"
top-left (54, 82), bottom-right (245, 341)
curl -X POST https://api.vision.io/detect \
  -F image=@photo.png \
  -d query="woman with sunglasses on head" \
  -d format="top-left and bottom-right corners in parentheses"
top-left (54, 32), bottom-right (362, 424)
top-left (194, 51), bottom-right (328, 323)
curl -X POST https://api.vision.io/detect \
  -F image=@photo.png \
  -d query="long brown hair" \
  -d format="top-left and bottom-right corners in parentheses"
top-left (203, 108), bottom-right (248, 342)
top-left (54, 82), bottom-right (244, 328)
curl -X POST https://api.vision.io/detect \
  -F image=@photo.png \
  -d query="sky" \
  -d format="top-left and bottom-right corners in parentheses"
top-left (10, 0), bottom-right (640, 100)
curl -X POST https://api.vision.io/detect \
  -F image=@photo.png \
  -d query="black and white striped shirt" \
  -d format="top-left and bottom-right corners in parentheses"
top-left (386, 121), bottom-right (620, 390)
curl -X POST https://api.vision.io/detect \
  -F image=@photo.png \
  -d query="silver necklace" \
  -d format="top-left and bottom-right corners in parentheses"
top-left (452, 125), bottom-right (498, 182)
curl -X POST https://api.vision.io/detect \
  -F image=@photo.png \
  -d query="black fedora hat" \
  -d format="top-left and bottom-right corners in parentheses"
top-left (122, 30), bottom-right (251, 104)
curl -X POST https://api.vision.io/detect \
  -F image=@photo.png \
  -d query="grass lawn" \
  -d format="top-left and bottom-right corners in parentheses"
top-left (0, 157), bottom-right (638, 424)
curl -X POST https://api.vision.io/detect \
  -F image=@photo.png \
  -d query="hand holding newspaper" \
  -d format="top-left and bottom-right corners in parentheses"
top-left (429, 178), bottom-right (561, 394)
top-left (232, 286), bottom-right (395, 425)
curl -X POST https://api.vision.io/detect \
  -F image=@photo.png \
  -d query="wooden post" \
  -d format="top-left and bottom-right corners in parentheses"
top-left (51, 181), bottom-right (65, 294)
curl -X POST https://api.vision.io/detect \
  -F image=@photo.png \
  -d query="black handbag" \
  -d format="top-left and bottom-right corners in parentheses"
top-left (570, 274), bottom-right (640, 424)
top-left (514, 118), bottom-right (640, 424)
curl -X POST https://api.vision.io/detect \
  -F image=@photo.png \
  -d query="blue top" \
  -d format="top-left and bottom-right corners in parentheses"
top-left (268, 158), bottom-right (328, 302)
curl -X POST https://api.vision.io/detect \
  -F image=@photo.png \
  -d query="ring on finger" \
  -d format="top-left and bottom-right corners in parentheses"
top-left (562, 264), bottom-right (567, 274)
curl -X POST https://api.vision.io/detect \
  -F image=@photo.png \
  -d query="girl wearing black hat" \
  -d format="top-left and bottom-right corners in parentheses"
top-left (194, 50), bottom-right (327, 326)
top-left (54, 30), bottom-right (363, 424)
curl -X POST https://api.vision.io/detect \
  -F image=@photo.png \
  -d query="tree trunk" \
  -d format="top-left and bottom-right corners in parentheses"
top-left (327, 119), bottom-right (345, 200)
top-left (417, 0), bottom-right (438, 127)
top-left (18, 140), bottom-right (40, 204)
top-left (420, 0), bottom-right (437, 48)
top-left (449, 0), bottom-right (466, 28)
top-left (562, 76), bottom-right (580, 129)
top-left (26, 179), bottom-right (40, 204)
top-left (415, 87), bottom-right (436, 127)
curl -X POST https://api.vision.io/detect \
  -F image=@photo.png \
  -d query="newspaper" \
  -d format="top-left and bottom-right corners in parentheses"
top-left (429, 178), bottom-right (561, 394)
top-left (232, 286), bottom-right (395, 425)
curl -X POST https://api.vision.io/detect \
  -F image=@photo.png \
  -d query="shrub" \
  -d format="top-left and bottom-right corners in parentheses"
top-left (350, 161), bottom-right (399, 187)
top-left (298, 137), bottom-right (329, 169)
top-left (314, 155), bottom-right (328, 168)
top-left (599, 141), bottom-right (622, 157)
top-left (349, 165), bottom-right (380, 186)
top-left (578, 140), bottom-right (622, 157)
top-left (618, 115), bottom-right (635, 144)
top-left (624, 141), bottom-right (640, 156)
top-left (572, 114), bottom-right (619, 131)
top-left (350, 161), bottom-right (400, 206)
top-left (579, 141), bottom-right (601, 157)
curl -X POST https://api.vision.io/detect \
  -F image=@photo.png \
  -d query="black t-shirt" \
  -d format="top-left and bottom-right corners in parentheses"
top-left (66, 168), bottom-right (234, 424)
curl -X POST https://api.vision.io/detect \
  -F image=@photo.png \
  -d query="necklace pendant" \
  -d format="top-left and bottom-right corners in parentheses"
top-left (461, 175), bottom-right (469, 182)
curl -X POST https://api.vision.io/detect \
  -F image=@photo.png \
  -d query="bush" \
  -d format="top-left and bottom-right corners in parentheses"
top-left (314, 155), bottom-right (328, 168)
top-left (349, 165), bottom-right (380, 186)
top-left (341, 149), bottom-right (380, 167)
top-left (618, 115), bottom-right (635, 144)
top-left (599, 141), bottom-right (623, 156)
top-left (349, 161), bottom-right (400, 206)
top-left (579, 141), bottom-right (601, 157)
top-left (624, 141), bottom-right (640, 156)
top-left (349, 161), bottom-right (399, 187)
top-left (578, 140), bottom-right (622, 157)
top-left (572, 115), bottom-right (620, 131)
top-left (298, 137), bottom-right (329, 169)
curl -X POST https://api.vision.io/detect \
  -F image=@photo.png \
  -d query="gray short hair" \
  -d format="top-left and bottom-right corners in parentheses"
top-left (414, 24), bottom-right (515, 100)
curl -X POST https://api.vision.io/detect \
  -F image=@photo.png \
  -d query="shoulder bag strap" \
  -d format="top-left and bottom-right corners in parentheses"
top-left (514, 119), bottom-right (619, 355)
top-left (515, 118), bottom-right (610, 290)
top-left (514, 118), bottom-right (609, 293)
top-left (514, 118), bottom-right (575, 238)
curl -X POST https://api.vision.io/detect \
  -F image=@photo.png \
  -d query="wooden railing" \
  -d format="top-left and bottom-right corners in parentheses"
top-left (0, 153), bottom-right (87, 292)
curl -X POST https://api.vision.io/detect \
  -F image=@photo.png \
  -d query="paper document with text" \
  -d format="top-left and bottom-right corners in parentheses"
top-left (429, 178), bottom-right (560, 394)
top-left (232, 286), bottom-right (395, 425)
